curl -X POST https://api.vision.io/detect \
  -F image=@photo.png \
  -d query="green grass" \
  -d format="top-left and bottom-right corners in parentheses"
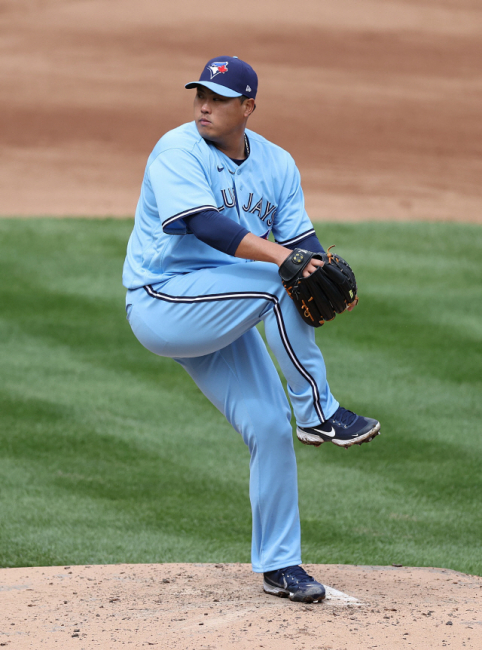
top-left (0, 219), bottom-right (481, 574)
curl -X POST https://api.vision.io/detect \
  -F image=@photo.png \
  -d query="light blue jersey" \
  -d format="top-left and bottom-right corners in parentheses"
top-left (122, 122), bottom-right (315, 289)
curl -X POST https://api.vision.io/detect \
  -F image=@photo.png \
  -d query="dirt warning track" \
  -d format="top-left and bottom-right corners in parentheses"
top-left (1, 0), bottom-right (482, 221)
top-left (1, 563), bottom-right (481, 649)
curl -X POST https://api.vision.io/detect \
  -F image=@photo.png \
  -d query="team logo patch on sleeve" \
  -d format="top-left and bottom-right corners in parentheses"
top-left (207, 62), bottom-right (229, 79)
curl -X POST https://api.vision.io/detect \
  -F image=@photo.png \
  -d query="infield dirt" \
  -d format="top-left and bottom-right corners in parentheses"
top-left (1, 563), bottom-right (482, 649)
top-left (1, 0), bottom-right (481, 221)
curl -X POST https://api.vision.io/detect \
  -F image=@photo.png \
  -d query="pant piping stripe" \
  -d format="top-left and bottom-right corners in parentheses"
top-left (144, 285), bottom-right (325, 422)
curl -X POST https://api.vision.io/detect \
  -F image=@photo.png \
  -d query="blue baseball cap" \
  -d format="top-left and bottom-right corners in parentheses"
top-left (185, 56), bottom-right (258, 99)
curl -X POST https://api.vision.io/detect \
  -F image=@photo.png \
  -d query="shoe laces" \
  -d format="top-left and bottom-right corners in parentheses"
top-left (281, 565), bottom-right (316, 586)
top-left (331, 406), bottom-right (357, 427)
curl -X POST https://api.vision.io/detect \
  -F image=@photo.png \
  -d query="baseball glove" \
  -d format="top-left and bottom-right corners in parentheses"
top-left (278, 246), bottom-right (358, 327)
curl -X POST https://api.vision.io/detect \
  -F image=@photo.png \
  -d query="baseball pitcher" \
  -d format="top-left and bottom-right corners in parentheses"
top-left (123, 56), bottom-right (380, 602)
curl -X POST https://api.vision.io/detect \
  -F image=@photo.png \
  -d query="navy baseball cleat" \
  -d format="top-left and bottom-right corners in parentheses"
top-left (263, 565), bottom-right (326, 603)
top-left (297, 406), bottom-right (380, 448)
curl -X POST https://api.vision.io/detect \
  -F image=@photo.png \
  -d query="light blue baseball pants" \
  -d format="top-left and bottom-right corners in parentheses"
top-left (125, 261), bottom-right (338, 573)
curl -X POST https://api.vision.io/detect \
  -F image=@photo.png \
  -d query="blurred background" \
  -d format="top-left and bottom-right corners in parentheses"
top-left (1, 0), bottom-right (481, 221)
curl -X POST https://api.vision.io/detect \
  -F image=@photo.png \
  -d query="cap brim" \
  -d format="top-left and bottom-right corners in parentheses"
top-left (184, 81), bottom-right (242, 97)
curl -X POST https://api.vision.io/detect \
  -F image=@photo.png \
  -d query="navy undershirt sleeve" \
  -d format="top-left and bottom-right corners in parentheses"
top-left (184, 210), bottom-right (250, 257)
top-left (286, 233), bottom-right (325, 254)
top-left (184, 210), bottom-right (324, 258)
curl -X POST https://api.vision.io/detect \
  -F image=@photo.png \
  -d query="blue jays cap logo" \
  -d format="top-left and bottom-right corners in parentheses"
top-left (207, 62), bottom-right (229, 79)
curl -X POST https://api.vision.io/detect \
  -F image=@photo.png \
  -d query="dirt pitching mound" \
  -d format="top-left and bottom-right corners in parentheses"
top-left (1, 563), bottom-right (481, 649)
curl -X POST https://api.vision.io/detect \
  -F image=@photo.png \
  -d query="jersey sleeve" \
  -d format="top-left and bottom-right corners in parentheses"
top-left (148, 148), bottom-right (219, 235)
top-left (271, 160), bottom-right (316, 247)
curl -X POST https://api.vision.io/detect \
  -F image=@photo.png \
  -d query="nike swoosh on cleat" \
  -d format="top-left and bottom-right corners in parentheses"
top-left (313, 426), bottom-right (336, 437)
